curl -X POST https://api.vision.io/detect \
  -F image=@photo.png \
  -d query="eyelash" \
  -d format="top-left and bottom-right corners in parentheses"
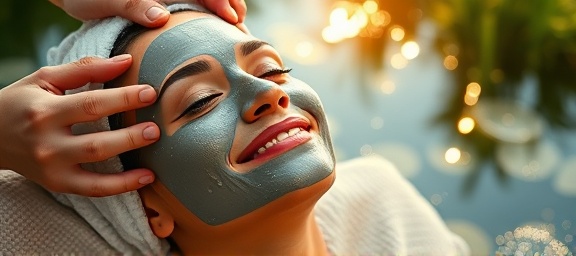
top-left (175, 92), bottom-right (223, 121)
top-left (257, 68), bottom-right (292, 79)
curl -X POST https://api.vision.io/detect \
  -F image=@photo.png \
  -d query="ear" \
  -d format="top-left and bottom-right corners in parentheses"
top-left (139, 185), bottom-right (175, 238)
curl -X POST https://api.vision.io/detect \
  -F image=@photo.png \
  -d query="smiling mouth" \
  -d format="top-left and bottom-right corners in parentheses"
top-left (236, 117), bottom-right (312, 164)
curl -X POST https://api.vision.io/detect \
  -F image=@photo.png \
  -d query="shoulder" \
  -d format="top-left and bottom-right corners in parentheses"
top-left (314, 156), bottom-right (470, 255)
top-left (0, 170), bottom-right (115, 254)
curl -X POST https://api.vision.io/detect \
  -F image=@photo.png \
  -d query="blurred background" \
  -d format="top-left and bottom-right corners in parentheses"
top-left (1, 0), bottom-right (575, 254)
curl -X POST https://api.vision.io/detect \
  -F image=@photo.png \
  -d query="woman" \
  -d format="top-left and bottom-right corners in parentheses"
top-left (44, 3), bottom-right (469, 255)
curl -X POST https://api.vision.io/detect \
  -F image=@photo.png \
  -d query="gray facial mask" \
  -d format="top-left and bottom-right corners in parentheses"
top-left (136, 17), bottom-right (335, 225)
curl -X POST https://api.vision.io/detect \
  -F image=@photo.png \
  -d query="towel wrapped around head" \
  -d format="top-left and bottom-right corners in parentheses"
top-left (47, 3), bottom-right (209, 255)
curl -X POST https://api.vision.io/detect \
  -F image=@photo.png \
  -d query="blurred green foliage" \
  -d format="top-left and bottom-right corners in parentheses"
top-left (0, 1), bottom-right (79, 59)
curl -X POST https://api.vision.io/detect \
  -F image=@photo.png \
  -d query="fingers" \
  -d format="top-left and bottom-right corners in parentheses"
top-left (47, 167), bottom-right (155, 197)
top-left (60, 0), bottom-right (170, 27)
top-left (229, 0), bottom-right (247, 23)
top-left (62, 122), bottom-right (160, 164)
top-left (112, 0), bottom-right (171, 27)
top-left (35, 55), bottom-right (133, 94)
top-left (54, 84), bottom-right (157, 124)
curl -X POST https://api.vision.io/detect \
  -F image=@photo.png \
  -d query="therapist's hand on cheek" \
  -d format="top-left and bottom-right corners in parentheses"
top-left (0, 55), bottom-right (161, 197)
top-left (49, 0), bottom-right (247, 28)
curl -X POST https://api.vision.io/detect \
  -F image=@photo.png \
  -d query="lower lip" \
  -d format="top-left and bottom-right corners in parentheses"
top-left (250, 131), bottom-right (312, 164)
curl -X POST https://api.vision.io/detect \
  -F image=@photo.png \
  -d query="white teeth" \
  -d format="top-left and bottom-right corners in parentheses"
top-left (277, 132), bottom-right (289, 142)
top-left (252, 127), bottom-right (305, 158)
top-left (288, 128), bottom-right (300, 136)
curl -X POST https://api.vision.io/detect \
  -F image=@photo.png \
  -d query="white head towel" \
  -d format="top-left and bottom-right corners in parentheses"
top-left (47, 3), bottom-right (209, 255)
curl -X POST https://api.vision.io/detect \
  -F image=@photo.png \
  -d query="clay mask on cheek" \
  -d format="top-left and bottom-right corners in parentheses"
top-left (136, 17), bottom-right (335, 225)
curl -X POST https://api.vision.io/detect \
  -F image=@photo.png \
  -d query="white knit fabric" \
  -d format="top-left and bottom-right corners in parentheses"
top-left (1, 156), bottom-right (470, 254)
top-left (316, 156), bottom-right (470, 255)
top-left (46, 3), bottom-right (208, 255)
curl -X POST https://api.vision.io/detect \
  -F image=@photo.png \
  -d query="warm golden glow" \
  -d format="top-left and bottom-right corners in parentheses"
top-left (466, 82), bottom-right (482, 97)
top-left (380, 80), bottom-right (396, 94)
top-left (363, 0), bottom-right (379, 14)
top-left (458, 117), bottom-right (475, 134)
top-left (371, 10), bottom-right (390, 26)
top-left (390, 26), bottom-right (405, 41)
top-left (445, 147), bottom-right (462, 164)
top-left (401, 41), bottom-right (420, 60)
top-left (391, 53), bottom-right (408, 69)
top-left (322, 26), bottom-right (343, 43)
top-left (330, 7), bottom-right (349, 26)
top-left (464, 94), bottom-right (479, 106)
top-left (295, 41), bottom-right (314, 58)
top-left (444, 55), bottom-right (459, 70)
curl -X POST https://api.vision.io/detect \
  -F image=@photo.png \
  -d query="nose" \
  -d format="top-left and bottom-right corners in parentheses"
top-left (242, 86), bottom-right (290, 123)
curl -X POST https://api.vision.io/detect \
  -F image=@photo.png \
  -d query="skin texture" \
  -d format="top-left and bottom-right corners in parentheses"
top-left (134, 17), bottom-right (334, 225)
top-left (115, 12), bottom-right (335, 254)
top-left (0, 0), bottom-right (247, 197)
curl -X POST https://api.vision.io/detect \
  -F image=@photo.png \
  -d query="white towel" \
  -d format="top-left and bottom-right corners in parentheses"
top-left (46, 3), bottom-right (208, 255)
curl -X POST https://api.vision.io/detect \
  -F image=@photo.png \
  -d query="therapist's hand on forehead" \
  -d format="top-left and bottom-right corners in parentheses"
top-left (0, 0), bottom-right (247, 197)
top-left (50, 0), bottom-right (247, 27)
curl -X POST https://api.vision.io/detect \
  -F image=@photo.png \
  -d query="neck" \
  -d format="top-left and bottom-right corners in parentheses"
top-left (173, 210), bottom-right (328, 255)
top-left (170, 173), bottom-right (335, 255)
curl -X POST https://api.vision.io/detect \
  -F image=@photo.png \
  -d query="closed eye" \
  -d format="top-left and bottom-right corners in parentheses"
top-left (174, 93), bottom-right (223, 122)
top-left (257, 68), bottom-right (292, 79)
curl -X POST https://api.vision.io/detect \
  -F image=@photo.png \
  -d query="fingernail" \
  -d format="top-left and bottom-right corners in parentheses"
top-left (110, 54), bottom-right (131, 62)
top-left (139, 175), bottom-right (154, 185)
top-left (139, 87), bottom-right (156, 103)
top-left (143, 126), bottom-right (159, 140)
top-left (146, 6), bottom-right (168, 21)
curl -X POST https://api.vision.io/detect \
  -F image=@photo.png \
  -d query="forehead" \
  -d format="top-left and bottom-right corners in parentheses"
top-left (125, 12), bottom-right (252, 86)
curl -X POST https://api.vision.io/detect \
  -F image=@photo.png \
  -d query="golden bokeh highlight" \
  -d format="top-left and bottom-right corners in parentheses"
top-left (445, 147), bottom-right (462, 164)
top-left (444, 55), bottom-right (459, 70)
top-left (458, 117), bottom-right (475, 134)
top-left (401, 41), bottom-right (420, 60)
top-left (390, 26), bottom-right (405, 41)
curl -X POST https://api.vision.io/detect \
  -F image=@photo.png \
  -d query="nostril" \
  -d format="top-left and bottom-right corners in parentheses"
top-left (254, 104), bottom-right (271, 116)
top-left (278, 96), bottom-right (288, 108)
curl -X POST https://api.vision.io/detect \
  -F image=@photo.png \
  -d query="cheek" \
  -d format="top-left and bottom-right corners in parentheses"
top-left (167, 101), bottom-right (239, 167)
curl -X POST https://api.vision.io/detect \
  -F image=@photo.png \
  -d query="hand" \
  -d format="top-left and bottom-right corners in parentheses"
top-left (49, 0), bottom-right (247, 28)
top-left (0, 55), bottom-right (161, 197)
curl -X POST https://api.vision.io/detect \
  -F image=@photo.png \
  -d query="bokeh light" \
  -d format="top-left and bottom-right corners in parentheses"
top-left (363, 0), bottom-right (378, 14)
top-left (390, 26), bottom-right (405, 41)
top-left (401, 41), bottom-right (420, 60)
top-left (445, 147), bottom-right (462, 164)
top-left (553, 156), bottom-right (576, 197)
top-left (444, 55), bottom-right (459, 70)
top-left (391, 53), bottom-right (408, 69)
top-left (458, 117), bottom-right (475, 134)
top-left (495, 140), bottom-right (561, 182)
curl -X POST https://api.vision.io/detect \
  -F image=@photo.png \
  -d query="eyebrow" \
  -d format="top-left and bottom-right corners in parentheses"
top-left (158, 60), bottom-right (212, 99)
top-left (240, 40), bottom-right (271, 57)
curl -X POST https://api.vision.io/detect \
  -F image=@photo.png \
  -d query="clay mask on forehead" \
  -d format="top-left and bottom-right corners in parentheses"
top-left (136, 16), bottom-right (335, 225)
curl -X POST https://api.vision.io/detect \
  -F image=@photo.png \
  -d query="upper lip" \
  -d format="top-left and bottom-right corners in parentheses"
top-left (236, 117), bottom-right (311, 164)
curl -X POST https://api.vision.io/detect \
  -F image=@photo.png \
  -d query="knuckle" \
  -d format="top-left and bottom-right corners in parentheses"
top-left (33, 146), bottom-right (56, 166)
top-left (83, 140), bottom-right (106, 161)
top-left (35, 66), bottom-right (54, 81)
top-left (81, 95), bottom-right (103, 116)
top-left (125, 0), bottom-right (141, 11)
top-left (24, 104), bottom-right (52, 131)
top-left (75, 57), bottom-right (97, 67)
top-left (123, 89), bottom-right (132, 107)
top-left (126, 130), bottom-right (138, 148)
top-left (88, 182), bottom-right (107, 197)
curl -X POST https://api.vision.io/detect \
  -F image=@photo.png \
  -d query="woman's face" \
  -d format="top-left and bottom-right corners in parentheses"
top-left (124, 12), bottom-right (335, 225)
